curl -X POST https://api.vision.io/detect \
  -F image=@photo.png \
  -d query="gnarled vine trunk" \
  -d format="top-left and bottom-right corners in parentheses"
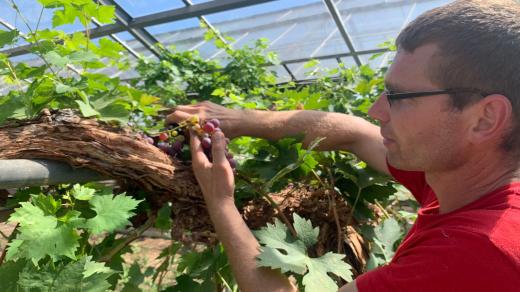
top-left (0, 109), bottom-right (369, 275)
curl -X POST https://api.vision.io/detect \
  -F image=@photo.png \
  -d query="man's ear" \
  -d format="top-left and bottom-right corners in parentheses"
top-left (468, 94), bottom-right (512, 144)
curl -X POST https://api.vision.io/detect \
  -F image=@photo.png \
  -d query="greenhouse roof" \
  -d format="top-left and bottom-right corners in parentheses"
top-left (1, 0), bottom-right (453, 83)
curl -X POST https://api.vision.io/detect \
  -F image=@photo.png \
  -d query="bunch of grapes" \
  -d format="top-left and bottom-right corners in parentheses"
top-left (141, 116), bottom-right (236, 170)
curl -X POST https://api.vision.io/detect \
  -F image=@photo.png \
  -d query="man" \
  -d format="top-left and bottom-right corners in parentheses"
top-left (167, 0), bottom-right (520, 291)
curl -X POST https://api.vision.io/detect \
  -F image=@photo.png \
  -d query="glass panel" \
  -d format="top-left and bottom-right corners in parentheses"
top-left (145, 18), bottom-right (222, 60)
top-left (337, 0), bottom-right (453, 51)
top-left (111, 32), bottom-right (156, 59)
top-left (270, 65), bottom-right (292, 84)
top-left (1, 0), bottom-right (88, 34)
top-left (205, 0), bottom-right (350, 62)
top-left (189, 0), bottom-right (214, 3)
top-left (339, 57), bottom-right (356, 70)
top-left (9, 53), bottom-right (45, 67)
top-left (115, 0), bottom-right (185, 17)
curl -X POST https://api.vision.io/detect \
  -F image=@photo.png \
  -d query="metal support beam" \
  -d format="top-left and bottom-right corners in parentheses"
top-left (0, 159), bottom-right (106, 188)
top-left (283, 64), bottom-right (296, 81)
top-left (132, 0), bottom-right (276, 29)
top-left (281, 48), bottom-right (388, 65)
top-left (322, 0), bottom-right (362, 66)
top-left (2, 0), bottom-right (276, 57)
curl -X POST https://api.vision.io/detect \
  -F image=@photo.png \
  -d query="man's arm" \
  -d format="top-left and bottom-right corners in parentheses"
top-left (190, 131), bottom-right (297, 292)
top-left (168, 102), bottom-right (389, 175)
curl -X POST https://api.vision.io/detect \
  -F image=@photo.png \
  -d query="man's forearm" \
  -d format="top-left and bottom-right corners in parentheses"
top-left (235, 109), bottom-right (388, 174)
top-left (236, 110), bottom-right (371, 150)
top-left (205, 197), bottom-right (296, 292)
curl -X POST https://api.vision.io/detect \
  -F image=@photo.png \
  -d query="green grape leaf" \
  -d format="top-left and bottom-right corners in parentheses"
top-left (302, 252), bottom-right (354, 292)
top-left (52, 5), bottom-right (79, 27)
top-left (255, 213), bottom-right (353, 292)
top-left (97, 102), bottom-right (130, 124)
top-left (83, 256), bottom-right (113, 277)
top-left (38, 0), bottom-right (67, 8)
top-left (121, 262), bottom-right (154, 292)
top-left (94, 38), bottom-right (123, 59)
top-left (166, 275), bottom-right (204, 292)
top-left (55, 82), bottom-right (75, 94)
top-left (303, 59), bottom-right (319, 69)
top-left (0, 29), bottom-right (19, 48)
top-left (17, 256), bottom-right (114, 292)
top-left (85, 194), bottom-right (141, 235)
top-left (71, 183), bottom-right (95, 200)
top-left (155, 203), bottom-right (172, 231)
top-left (7, 202), bottom-right (81, 263)
top-left (76, 99), bottom-right (100, 117)
top-left (96, 5), bottom-right (116, 24)
top-left (44, 50), bottom-right (70, 67)
top-left (373, 217), bottom-right (402, 260)
top-left (0, 259), bottom-right (26, 291)
top-left (31, 193), bottom-right (60, 215)
top-left (0, 94), bottom-right (26, 123)
top-left (69, 50), bottom-right (98, 63)
top-left (292, 213), bottom-right (319, 248)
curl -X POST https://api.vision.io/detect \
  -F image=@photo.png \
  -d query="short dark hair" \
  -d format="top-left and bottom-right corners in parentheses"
top-left (396, 0), bottom-right (520, 157)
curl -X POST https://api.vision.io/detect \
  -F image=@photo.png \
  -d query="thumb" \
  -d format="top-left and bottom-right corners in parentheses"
top-left (211, 131), bottom-right (228, 166)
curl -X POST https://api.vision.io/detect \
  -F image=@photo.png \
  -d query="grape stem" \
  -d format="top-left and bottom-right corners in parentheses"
top-left (99, 215), bottom-right (155, 262)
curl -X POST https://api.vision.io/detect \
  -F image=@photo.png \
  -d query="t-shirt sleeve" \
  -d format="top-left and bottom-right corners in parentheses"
top-left (387, 161), bottom-right (430, 206)
top-left (355, 229), bottom-right (520, 292)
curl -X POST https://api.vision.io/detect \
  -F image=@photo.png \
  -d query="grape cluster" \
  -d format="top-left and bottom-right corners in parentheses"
top-left (197, 118), bottom-right (237, 169)
top-left (141, 116), bottom-right (236, 170)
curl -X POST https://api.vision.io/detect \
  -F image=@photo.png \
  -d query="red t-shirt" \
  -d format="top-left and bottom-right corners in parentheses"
top-left (356, 164), bottom-right (520, 292)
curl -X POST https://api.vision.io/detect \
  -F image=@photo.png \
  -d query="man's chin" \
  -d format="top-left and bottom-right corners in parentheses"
top-left (386, 154), bottom-right (421, 171)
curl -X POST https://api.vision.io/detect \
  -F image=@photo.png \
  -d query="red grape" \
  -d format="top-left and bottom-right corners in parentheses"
top-left (208, 118), bottom-right (220, 128)
top-left (158, 132), bottom-right (168, 141)
top-left (157, 142), bottom-right (169, 152)
top-left (228, 158), bottom-right (237, 169)
top-left (202, 122), bottom-right (215, 133)
top-left (172, 141), bottom-right (183, 152)
top-left (201, 137), bottom-right (212, 149)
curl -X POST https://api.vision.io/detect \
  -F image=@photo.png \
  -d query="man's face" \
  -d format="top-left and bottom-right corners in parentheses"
top-left (368, 44), bottom-right (473, 172)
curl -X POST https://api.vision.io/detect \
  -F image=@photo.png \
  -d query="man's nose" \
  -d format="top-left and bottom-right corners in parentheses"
top-left (368, 93), bottom-right (390, 124)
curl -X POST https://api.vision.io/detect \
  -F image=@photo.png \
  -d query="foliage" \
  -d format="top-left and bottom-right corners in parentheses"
top-left (0, 0), bottom-right (415, 291)
top-left (255, 213), bottom-right (353, 292)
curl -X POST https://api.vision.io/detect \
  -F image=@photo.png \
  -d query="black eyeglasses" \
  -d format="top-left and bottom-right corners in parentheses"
top-left (383, 88), bottom-right (487, 107)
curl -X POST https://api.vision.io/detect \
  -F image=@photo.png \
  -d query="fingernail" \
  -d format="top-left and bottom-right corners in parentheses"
top-left (213, 131), bottom-right (224, 141)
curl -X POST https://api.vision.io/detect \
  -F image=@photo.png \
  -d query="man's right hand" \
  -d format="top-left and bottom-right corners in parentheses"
top-left (166, 101), bottom-right (243, 139)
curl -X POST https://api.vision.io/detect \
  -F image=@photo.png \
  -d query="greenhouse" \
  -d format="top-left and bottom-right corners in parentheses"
top-left (1, 0), bottom-right (519, 291)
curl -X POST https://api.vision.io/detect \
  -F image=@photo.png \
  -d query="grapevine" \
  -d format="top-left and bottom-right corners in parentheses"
top-left (140, 116), bottom-right (237, 170)
top-left (0, 0), bottom-right (407, 290)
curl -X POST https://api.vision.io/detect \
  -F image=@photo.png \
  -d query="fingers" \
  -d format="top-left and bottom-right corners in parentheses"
top-left (189, 130), bottom-right (210, 169)
top-left (211, 131), bottom-right (228, 166)
top-left (166, 103), bottom-right (205, 123)
top-left (166, 110), bottom-right (198, 125)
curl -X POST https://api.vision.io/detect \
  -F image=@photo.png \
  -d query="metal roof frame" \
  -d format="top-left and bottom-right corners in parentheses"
top-left (1, 0), bottom-right (277, 57)
top-left (0, 0), bottom-right (425, 82)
